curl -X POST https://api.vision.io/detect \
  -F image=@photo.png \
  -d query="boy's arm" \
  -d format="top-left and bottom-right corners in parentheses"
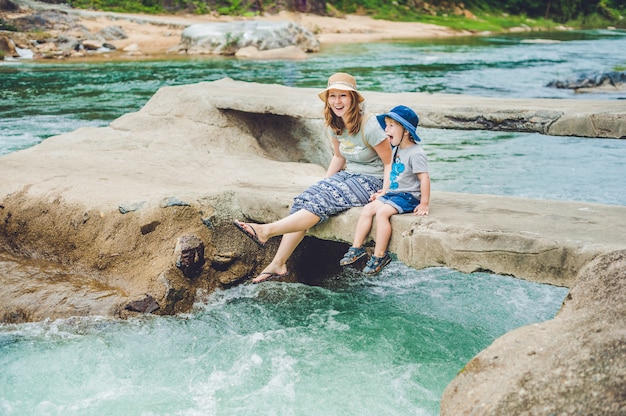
top-left (414, 172), bottom-right (430, 216)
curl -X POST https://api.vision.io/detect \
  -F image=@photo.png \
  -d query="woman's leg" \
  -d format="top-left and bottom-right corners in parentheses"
top-left (252, 230), bottom-right (306, 283)
top-left (236, 209), bottom-right (320, 245)
top-left (249, 209), bottom-right (320, 283)
top-left (373, 204), bottom-right (398, 257)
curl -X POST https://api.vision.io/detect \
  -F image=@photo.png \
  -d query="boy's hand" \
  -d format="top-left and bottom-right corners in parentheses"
top-left (370, 190), bottom-right (384, 201)
top-left (414, 203), bottom-right (429, 216)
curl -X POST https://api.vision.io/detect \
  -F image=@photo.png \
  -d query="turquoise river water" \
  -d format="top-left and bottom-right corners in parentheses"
top-left (0, 29), bottom-right (625, 415)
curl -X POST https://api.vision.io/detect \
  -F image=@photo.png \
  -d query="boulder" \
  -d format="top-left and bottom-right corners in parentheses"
top-left (7, 10), bottom-right (78, 31)
top-left (440, 249), bottom-right (626, 415)
top-left (0, 34), bottom-right (18, 57)
top-left (97, 25), bottom-right (128, 41)
top-left (0, 0), bottom-right (20, 12)
top-left (54, 34), bottom-right (80, 52)
top-left (177, 20), bottom-right (320, 55)
top-left (82, 39), bottom-right (103, 50)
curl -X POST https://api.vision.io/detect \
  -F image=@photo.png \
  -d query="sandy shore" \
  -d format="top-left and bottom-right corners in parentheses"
top-left (79, 11), bottom-right (465, 54)
top-left (4, 1), bottom-right (466, 60)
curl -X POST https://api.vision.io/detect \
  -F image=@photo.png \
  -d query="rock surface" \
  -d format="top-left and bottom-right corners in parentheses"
top-left (177, 20), bottom-right (319, 55)
top-left (0, 78), bottom-right (624, 413)
top-left (1, 77), bottom-right (625, 321)
top-left (547, 70), bottom-right (626, 93)
top-left (235, 44), bottom-right (308, 59)
top-left (441, 249), bottom-right (626, 415)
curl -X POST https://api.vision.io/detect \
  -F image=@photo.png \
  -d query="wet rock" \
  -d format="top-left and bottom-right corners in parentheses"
top-left (125, 294), bottom-right (160, 313)
top-left (441, 250), bottom-right (626, 415)
top-left (174, 235), bottom-right (205, 278)
top-left (547, 71), bottom-right (626, 91)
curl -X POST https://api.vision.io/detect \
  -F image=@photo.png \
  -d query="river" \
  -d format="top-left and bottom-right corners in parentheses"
top-left (0, 29), bottom-right (624, 415)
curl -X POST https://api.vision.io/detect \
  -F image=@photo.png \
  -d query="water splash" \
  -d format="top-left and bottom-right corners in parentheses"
top-left (0, 264), bottom-right (567, 415)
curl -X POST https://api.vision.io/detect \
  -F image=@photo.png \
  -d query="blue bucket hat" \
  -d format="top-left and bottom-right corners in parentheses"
top-left (376, 105), bottom-right (421, 142)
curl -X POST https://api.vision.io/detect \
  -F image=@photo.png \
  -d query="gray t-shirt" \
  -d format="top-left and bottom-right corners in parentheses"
top-left (326, 115), bottom-right (387, 178)
top-left (392, 144), bottom-right (429, 199)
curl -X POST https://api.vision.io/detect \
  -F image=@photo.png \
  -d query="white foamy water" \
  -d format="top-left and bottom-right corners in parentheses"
top-left (0, 265), bottom-right (567, 415)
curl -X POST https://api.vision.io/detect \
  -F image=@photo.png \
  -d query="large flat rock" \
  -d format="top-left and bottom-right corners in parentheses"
top-left (1, 78), bottom-right (624, 414)
top-left (0, 78), bottom-right (624, 307)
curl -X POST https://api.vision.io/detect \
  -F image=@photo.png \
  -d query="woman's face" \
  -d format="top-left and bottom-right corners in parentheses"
top-left (326, 89), bottom-right (353, 118)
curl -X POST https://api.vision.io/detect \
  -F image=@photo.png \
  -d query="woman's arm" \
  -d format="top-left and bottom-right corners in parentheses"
top-left (325, 137), bottom-right (346, 178)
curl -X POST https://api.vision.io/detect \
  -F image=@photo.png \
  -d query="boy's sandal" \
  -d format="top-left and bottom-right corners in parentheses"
top-left (339, 246), bottom-right (367, 266)
top-left (363, 252), bottom-right (392, 275)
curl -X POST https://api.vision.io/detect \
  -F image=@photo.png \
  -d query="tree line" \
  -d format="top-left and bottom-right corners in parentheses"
top-left (60, 0), bottom-right (626, 25)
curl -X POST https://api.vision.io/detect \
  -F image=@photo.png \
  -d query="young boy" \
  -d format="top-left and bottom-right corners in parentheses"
top-left (339, 105), bottom-right (430, 275)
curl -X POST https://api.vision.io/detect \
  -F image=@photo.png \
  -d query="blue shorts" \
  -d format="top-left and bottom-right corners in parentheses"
top-left (379, 192), bottom-right (419, 214)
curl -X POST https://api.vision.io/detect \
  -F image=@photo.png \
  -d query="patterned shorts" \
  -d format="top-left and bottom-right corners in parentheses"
top-left (291, 171), bottom-right (383, 223)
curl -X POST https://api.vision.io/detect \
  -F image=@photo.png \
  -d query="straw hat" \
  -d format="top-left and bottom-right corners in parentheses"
top-left (318, 72), bottom-right (365, 103)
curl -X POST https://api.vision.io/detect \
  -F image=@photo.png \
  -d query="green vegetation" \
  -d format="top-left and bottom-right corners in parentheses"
top-left (0, 18), bottom-right (19, 31)
top-left (62, 0), bottom-right (626, 30)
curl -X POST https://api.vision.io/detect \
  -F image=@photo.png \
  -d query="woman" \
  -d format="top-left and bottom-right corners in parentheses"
top-left (234, 72), bottom-right (392, 283)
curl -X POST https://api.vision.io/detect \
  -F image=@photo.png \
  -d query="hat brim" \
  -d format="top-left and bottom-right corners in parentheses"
top-left (377, 113), bottom-right (421, 142)
top-left (318, 86), bottom-right (365, 103)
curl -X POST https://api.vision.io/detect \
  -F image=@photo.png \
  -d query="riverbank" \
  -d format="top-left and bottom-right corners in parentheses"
top-left (1, 0), bottom-right (480, 61)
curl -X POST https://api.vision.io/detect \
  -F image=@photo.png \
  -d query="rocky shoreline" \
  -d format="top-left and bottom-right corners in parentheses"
top-left (1, 0), bottom-right (466, 61)
top-left (0, 77), bottom-right (625, 413)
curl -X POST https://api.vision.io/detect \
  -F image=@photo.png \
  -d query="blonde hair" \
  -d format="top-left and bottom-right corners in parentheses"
top-left (323, 91), bottom-right (363, 136)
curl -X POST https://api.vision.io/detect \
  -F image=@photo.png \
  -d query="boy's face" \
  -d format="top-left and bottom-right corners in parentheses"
top-left (384, 118), bottom-right (406, 147)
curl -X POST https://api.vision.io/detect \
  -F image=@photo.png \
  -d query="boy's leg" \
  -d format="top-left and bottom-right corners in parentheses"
top-left (373, 204), bottom-right (399, 257)
top-left (352, 200), bottom-right (382, 248)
